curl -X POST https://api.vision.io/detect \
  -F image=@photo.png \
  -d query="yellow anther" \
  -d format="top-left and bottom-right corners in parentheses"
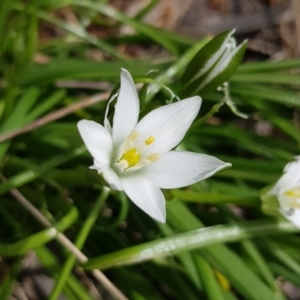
top-left (285, 188), bottom-right (300, 198)
top-left (119, 148), bottom-right (141, 169)
top-left (289, 200), bottom-right (300, 209)
top-left (145, 136), bottom-right (155, 145)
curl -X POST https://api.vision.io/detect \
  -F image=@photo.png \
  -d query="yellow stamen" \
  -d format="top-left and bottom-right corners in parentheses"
top-left (128, 130), bottom-right (140, 141)
top-left (119, 148), bottom-right (141, 169)
top-left (285, 188), bottom-right (300, 198)
top-left (146, 153), bottom-right (160, 163)
top-left (289, 200), bottom-right (300, 209)
top-left (145, 136), bottom-right (155, 145)
top-left (214, 270), bottom-right (231, 292)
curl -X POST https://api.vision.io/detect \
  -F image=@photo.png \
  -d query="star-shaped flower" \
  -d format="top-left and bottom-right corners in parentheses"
top-left (267, 156), bottom-right (300, 228)
top-left (77, 69), bottom-right (231, 222)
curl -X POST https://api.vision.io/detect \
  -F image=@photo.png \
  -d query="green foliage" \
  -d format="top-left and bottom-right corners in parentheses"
top-left (1, 0), bottom-right (300, 299)
top-left (181, 30), bottom-right (247, 96)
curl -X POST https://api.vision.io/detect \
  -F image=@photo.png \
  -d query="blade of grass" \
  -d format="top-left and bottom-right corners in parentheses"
top-left (167, 200), bottom-right (284, 300)
top-left (231, 83), bottom-right (300, 108)
top-left (218, 206), bottom-right (284, 296)
top-left (231, 73), bottom-right (300, 85)
top-left (237, 59), bottom-right (300, 73)
top-left (0, 87), bottom-right (41, 132)
top-left (82, 217), bottom-right (297, 270)
top-left (270, 262), bottom-right (300, 287)
top-left (0, 258), bottom-right (22, 299)
top-left (157, 222), bottom-right (202, 289)
top-left (193, 254), bottom-right (225, 300)
top-left (35, 246), bottom-right (97, 300)
top-left (0, 0), bottom-right (11, 45)
top-left (24, 89), bottom-right (66, 123)
top-left (173, 189), bottom-right (260, 206)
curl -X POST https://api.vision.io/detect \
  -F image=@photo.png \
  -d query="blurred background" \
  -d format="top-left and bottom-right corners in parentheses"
top-left (113, 0), bottom-right (299, 59)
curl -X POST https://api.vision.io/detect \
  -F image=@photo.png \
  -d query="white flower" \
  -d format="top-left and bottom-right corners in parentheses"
top-left (77, 69), bottom-right (231, 223)
top-left (267, 156), bottom-right (300, 228)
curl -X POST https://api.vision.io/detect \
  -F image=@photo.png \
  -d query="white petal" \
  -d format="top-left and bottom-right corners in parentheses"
top-left (141, 151), bottom-right (231, 189)
top-left (102, 167), bottom-right (122, 191)
top-left (120, 174), bottom-right (166, 222)
top-left (277, 194), bottom-right (294, 212)
top-left (112, 69), bottom-right (140, 148)
top-left (77, 120), bottom-right (112, 167)
top-left (280, 208), bottom-right (300, 228)
top-left (104, 92), bottom-right (118, 134)
top-left (134, 96), bottom-right (201, 154)
top-left (268, 156), bottom-right (300, 196)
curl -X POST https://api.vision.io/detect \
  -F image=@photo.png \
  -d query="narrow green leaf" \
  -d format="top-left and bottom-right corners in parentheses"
top-left (237, 59), bottom-right (300, 73)
top-left (182, 29), bottom-right (235, 88)
top-left (25, 89), bottom-right (66, 122)
top-left (1, 87), bottom-right (41, 132)
top-left (189, 41), bottom-right (247, 95)
top-left (82, 218), bottom-right (297, 270)
top-left (270, 262), bottom-right (300, 287)
top-left (173, 189), bottom-right (260, 206)
top-left (36, 246), bottom-right (97, 300)
top-left (181, 29), bottom-right (247, 95)
top-left (17, 60), bottom-right (166, 86)
top-left (0, 0), bottom-right (12, 48)
top-left (0, 258), bottom-right (21, 299)
top-left (193, 254), bottom-right (225, 300)
top-left (231, 83), bottom-right (300, 108)
top-left (167, 201), bottom-right (283, 300)
top-left (49, 188), bottom-right (109, 300)
top-left (231, 72), bottom-right (300, 85)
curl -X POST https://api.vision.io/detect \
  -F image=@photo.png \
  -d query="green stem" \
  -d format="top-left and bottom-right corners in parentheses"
top-left (49, 187), bottom-right (110, 300)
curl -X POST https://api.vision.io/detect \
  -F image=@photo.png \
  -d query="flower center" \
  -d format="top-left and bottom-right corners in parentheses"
top-left (285, 188), bottom-right (300, 198)
top-left (284, 187), bottom-right (300, 209)
top-left (119, 148), bottom-right (141, 169)
top-left (116, 131), bottom-right (160, 171)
